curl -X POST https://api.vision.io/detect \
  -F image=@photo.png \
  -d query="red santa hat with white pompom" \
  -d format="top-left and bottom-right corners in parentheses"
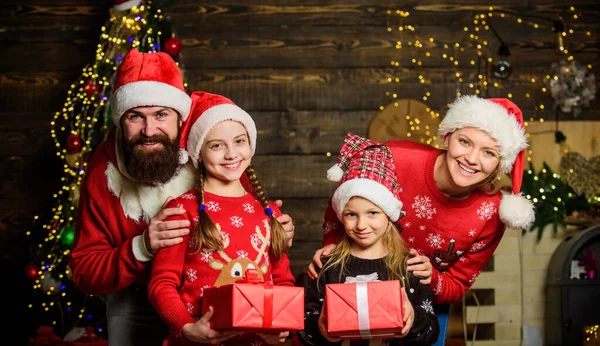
top-left (179, 91), bottom-right (257, 168)
top-left (438, 95), bottom-right (535, 230)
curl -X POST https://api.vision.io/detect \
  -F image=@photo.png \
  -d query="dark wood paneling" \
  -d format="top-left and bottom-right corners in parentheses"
top-left (169, 1), bottom-right (600, 27)
top-left (252, 155), bottom-right (336, 199)
top-left (0, 3), bottom-right (110, 28)
top-left (176, 25), bottom-right (598, 69)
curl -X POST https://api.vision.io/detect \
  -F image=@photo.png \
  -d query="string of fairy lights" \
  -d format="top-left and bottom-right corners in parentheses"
top-left (379, 5), bottom-right (598, 222)
top-left (382, 5), bottom-right (593, 149)
top-left (26, 1), bottom-right (184, 331)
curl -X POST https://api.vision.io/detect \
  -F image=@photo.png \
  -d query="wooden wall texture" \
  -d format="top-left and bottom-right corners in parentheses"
top-left (1, 1), bottom-right (599, 278)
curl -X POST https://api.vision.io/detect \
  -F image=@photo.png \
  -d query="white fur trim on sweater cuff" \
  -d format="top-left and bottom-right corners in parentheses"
top-left (132, 233), bottom-right (154, 262)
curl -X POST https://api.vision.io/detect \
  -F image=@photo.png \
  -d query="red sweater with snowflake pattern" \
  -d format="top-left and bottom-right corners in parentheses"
top-left (323, 140), bottom-right (505, 304)
top-left (149, 190), bottom-right (295, 346)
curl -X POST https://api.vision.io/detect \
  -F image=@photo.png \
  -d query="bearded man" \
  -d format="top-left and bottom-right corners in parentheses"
top-left (70, 49), bottom-right (295, 346)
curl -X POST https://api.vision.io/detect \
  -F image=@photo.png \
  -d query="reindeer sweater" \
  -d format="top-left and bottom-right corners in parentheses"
top-left (148, 189), bottom-right (295, 346)
top-left (323, 141), bottom-right (505, 304)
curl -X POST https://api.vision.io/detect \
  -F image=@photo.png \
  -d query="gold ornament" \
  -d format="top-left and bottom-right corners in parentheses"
top-left (69, 184), bottom-right (81, 206)
top-left (65, 152), bottom-right (83, 168)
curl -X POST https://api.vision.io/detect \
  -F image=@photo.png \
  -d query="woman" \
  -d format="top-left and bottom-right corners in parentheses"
top-left (308, 95), bottom-right (535, 343)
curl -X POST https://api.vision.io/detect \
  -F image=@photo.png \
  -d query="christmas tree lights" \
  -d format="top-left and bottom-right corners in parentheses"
top-left (26, 0), bottom-right (184, 338)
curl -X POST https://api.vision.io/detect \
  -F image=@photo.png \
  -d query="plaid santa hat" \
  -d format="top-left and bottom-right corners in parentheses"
top-left (110, 48), bottom-right (191, 125)
top-left (438, 95), bottom-right (535, 229)
top-left (180, 91), bottom-right (257, 167)
top-left (327, 133), bottom-right (404, 222)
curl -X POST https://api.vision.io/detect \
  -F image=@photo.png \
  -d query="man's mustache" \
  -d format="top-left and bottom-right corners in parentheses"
top-left (129, 134), bottom-right (172, 146)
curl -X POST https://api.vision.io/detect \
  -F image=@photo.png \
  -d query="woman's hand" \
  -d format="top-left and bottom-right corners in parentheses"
top-left (318, 303), bottom-right (342, 343)
top-left (307, 244), bottom-right (336, 279)
top-left (407, 248), bottom-right (433, 285)
top-left (181, 306), bottom-right (239, 344)
top-left (257, 331), bottom-right (289, 344)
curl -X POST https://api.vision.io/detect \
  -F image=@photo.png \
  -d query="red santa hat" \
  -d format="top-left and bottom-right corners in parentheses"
top-left (438, 95), bottom-right (535, 229)
top-left (179, 91), bottom-right (257, 168)
top-left (113, 0), bottom-right (139, 11)
top-left (327, 133), bottom-right (404, 222)
top-left (110, 48), bottom-right (191, 125)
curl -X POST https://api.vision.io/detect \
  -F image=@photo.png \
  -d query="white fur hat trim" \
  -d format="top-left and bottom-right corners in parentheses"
top-left (439, 95), bottom-right (527, 174)
top-left (332, 178), bottom-right (404, 222)
top-left (110, 80), bottom-right (192, 125)
top-left (186, 104), bottom-right (257, 167)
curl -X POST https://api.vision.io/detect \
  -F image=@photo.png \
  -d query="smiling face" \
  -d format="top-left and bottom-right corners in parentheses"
top-left (121, 106), bottom-right (182, 185)
top-left (443, 127), bottom-right (501, 191)
top-left (200, 120), bottom-right (252, 189)
top-left (341, 197), bottom-right (390, 256)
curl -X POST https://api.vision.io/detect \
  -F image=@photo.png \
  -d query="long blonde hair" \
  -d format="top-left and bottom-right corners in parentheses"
top-left (318, 220), bottom-right (410, 286)
top-left (189, 163), bottom-right (287, 259)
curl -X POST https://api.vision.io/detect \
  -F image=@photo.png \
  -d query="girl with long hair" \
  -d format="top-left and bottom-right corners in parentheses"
top-left (297, 133), bottom-right (439, 346)
top-left (148, 91), bottom-right (294, 346)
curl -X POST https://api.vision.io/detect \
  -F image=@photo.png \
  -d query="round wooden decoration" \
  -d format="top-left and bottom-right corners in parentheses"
top-left (368, 98), bottom-right (443, 148)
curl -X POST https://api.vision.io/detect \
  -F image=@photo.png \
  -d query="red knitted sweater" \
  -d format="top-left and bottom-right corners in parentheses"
top-left (149, 190), bottom-right (295, 345)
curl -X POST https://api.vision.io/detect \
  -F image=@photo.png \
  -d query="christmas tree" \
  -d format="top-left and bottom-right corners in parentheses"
top-left (521, 162), bottom-right (591, 240)
top-left (26, 0), bottom-right (184, 339)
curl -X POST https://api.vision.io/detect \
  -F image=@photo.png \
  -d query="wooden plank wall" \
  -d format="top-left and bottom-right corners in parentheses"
top-left (2, 0), bottom-right (599, 280)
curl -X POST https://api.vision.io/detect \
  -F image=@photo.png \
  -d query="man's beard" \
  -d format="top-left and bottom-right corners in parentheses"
top-left (122, 132), bottom-right (181, 186)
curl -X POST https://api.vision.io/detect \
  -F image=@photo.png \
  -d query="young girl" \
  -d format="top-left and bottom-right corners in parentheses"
top-left (297, 133), bottom-right (440, 346)
top-left (148, 91), bottom-right (295, 346)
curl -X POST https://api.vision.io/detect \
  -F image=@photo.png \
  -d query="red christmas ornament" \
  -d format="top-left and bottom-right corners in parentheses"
top-left (84, 80), bottom-right (100, 96)
top-left (67, 134), bottom-right (83, 153)
top-left (25, 264), bottom-right (40, 281)
top-left (163, 37), bottom-right (182, 57)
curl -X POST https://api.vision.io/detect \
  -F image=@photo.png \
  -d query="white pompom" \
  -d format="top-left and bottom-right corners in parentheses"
top-left (327, 164), bottom-right (344, 182)
top-left (499, 192), bottom-right (535, 230)
top-left (178, 149), bottom-right (189, 165)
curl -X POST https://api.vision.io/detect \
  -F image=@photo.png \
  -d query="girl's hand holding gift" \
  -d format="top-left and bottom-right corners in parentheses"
top-left (317, 303), bottom-right (342, 343)
top-left (181, 306), bottom-right (239, 344)
top-left (396, 286), bottom-right (415, 337)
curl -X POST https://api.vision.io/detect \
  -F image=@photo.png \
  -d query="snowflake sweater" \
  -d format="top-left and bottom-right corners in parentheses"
top-left (297, 255), bottom-right (440, 346)
top-left (323, 141), bottom-right (505, 304)
top-left (148, 189), bottom-right (295, 346)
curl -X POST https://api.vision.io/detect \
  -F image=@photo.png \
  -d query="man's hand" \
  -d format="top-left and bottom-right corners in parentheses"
top-left (307, 244), bottom-right (336, 279)
top-left (407, 248), bottom-right (433, 285)
top-left (181, 306), bottom-right (239, 344)
top-left (144, 196), bottom-right (190, 255)
top-left (274, 199), bottom-right (295, 248)
top-left (257, 331), bottom-right (289, 344)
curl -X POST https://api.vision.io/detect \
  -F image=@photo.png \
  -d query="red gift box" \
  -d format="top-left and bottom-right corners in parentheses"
top-left (325, 280), bottom-right (404, 338)
top-left (201, 270), bottom-right (304, 332)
